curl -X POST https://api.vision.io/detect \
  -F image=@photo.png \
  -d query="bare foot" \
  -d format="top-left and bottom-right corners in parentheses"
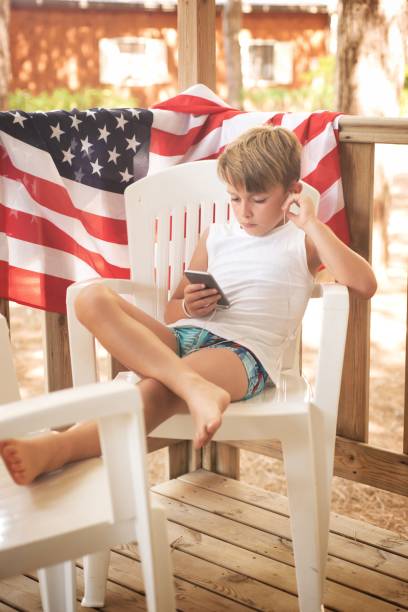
top-left (0, 432), bottom-right (68, 485)
top-left (182, 375), bottom-right (230, 449)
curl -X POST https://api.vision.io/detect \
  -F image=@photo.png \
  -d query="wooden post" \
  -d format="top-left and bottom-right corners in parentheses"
top-left (337, 142), bottom-right (374, 442)
top-left (168, 0), bottom-right (239, 479)
top-left (404, 286), bottom-right (408, 454)
top-left (0, 298), bottom-right (9, 324)
top-left (177, 0), bottom-right (216, 91)
top-left (43, 312), bottom-right (72, 392)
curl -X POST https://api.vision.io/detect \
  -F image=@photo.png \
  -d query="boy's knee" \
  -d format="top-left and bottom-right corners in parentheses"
top-left (74, 284), bottom-right (112, 326)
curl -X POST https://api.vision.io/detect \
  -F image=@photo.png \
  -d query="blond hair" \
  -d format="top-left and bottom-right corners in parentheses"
top-left (217, 125), bottom-right (301, 192)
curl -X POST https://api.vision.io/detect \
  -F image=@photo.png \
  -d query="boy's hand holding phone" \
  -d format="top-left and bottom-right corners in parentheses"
top-left (183, 283), bottom-right (221, 318)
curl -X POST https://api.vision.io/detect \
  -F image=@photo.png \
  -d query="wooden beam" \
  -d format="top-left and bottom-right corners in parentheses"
top-left (339, 117), bottom-right (408, 144)
top-left (177, 0), bottom-right (216, 90)
top-left (43, 312), bottom-right (72, 392)
top-left (337, 142), bottom-right (374, 442)
top-left (225, 438), bottom-right (408, 498)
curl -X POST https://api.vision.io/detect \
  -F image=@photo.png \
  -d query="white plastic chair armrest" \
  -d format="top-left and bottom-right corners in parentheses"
top-left (0, 380), bottom-right (139, 439)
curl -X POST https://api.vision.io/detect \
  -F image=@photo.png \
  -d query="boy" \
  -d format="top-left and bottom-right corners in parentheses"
top-left (1, 126), bottom-right (376, 485)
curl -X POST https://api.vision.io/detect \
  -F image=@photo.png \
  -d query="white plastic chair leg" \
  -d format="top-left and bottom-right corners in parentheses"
top-left (38, 560), bottom-right (76, 612)
top-left (138, 502), bottom-right (176, 612)
top-left (282, 415), bottom-right (324, 612)
top-left (81, 549), bottom-right (111, 607)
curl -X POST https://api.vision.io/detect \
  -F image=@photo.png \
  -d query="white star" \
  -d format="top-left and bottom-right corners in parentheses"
top-left (11, 111), bottom-right (27, 127)
top-left (119, 168), bottom-right (133, 183)
top-left (86, 109), bottom-right (97, 119)
top-left (62, 147), bottom-right (75, 165)
top-left (125, 135), bottom-right (140, 152)
top-left (116, 113), bottom-right (128, 130)
top-left (70, 115), bottom-right (82, 131)
top-left (80, 136), bottom-right (93, 155)
top-left (90, 158), bottom-right (103, 176)
top-left (107, 146), bottom-right (120, 164)
top-left (98, 125), bottom-right (110, 143)
top-left (50, 123), bottom-right (65, 142)
top-left (128, 109), bottom-right (141, 119)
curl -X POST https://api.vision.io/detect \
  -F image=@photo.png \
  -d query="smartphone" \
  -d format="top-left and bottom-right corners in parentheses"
top-left (184, 270), bottom-right (230, 308)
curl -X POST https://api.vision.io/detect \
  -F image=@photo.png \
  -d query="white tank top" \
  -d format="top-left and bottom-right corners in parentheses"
top-left (171, 220), bottom-right (314, 384)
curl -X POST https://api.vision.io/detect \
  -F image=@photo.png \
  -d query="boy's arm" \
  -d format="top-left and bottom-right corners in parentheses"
top-left (164, 228), bottom-right (221, 324)
top-left (283, 191), bottom-right (377, 299)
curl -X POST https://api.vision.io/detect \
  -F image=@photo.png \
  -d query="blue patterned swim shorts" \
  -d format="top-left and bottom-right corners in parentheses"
top-left (170, 326), bottom-right (272, 400)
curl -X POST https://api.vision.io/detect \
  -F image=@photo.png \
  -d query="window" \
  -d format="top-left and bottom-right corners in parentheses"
top-left (240, 39), bottom-right (294, 86)
top-left (99, 36), bottom-right (169, 87)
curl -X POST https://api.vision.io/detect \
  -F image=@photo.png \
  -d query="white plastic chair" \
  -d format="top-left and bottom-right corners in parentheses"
top-left (0, 313), bottom-right (175, 612)
top-left (66, 159), bottom-right (349, 612)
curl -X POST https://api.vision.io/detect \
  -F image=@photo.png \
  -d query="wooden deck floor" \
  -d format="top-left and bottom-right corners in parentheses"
top-left (1, 469), bottom-right (407, 611)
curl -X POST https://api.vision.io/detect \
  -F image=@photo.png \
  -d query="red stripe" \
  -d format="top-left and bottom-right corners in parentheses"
top-left (0, 261), bottom-right (70, 313)
top-left (150, 108), bottom-right (244, 157)
top-left (152, 93), bottom-right (233, 115)
top-left (266, 114), bottom-right (284, 126)
top-left (302, 147), bottom-right (341, 194)
top-left (292, 112), bottom-right (342, 145)
top-left (325, 208), bottom-right (350, 245)
top-left (0, 147), bottom-right (128, 245)
top-left (0, 203), bottom-right (130, 279)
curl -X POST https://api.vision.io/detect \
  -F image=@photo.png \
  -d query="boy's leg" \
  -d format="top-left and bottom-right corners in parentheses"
top-left (75, 284), bottom-right (230, 442)
top-left (1, 348), bottom-right (248, 484)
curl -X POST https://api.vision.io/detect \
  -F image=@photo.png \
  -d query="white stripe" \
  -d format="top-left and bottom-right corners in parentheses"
top-left (0, 130), bottom-right (64, 186)
top-left (317, 178), bottom-right (345, 223)
top-left (149, 111), bottom-right (277, 172)
top-left (300, 121), bottom-right (338, 177)
top-left (0, 234), bottom-right (100, 281)
top-left (152, 109), bottom-right (208, 134)
top-left (61, 176), bottom-right (126, 220)
top-left (1, 177), bottom-right (129, 267)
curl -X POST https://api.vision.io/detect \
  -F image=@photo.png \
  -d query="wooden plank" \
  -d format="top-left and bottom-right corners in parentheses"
top-left (404, 285), bottom-right (408, 454)
top-left (0, 574), bottom-right (86, 611)
top-left (0, 603), bottom-right (17, 611)
top-left (42, 312), bottom-right (72, 392)
top-left (180, 470), bottom-right (408, 561)
top-left (338, 117), bottom-right (408, 144)
top-left (338, 142), bottom-right (374, 442)
top-left (152, 486), bottom-right (407, 611)
top-left (225, 436), bottom-right (408, 498)
top-left (177, 0), bottom-right (216, 91)
top-left (153, 479), bottom-right (408, 589)
top-left (109, 549), bottom-right (256, 611)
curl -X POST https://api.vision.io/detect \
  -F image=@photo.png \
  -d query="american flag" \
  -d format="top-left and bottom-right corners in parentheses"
top-left (0, 84), bottom-right (349, 314)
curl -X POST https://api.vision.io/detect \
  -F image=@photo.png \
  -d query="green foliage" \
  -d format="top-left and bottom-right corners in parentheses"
top-left (8, 87), bottom-right (140, 112)
top-left (243, 55), bottom-right (336, 113)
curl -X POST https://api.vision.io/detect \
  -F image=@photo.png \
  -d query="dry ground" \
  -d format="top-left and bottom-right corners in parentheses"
top-left (7, 147), bottom-right (408, 537)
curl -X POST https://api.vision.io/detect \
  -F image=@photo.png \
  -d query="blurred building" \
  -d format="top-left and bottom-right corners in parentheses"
top-left (10, 0), bottom-right (331, 106)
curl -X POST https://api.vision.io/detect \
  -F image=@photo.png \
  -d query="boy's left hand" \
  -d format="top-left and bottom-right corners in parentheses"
top-left (281, 188), bottom-right (317, 231)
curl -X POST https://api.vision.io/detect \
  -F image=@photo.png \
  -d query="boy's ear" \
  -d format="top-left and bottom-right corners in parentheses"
top-left (289, 180), bottom-right (302, 194)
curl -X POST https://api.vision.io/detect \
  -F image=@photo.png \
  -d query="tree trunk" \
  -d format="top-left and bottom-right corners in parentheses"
top-left (336, 0), bottom-right (406, 116)
top-left (0, 0), bottom-right (10, 110)
top-left (336, 0), bottom-right (407, 266)
top-left (222, 0), bottom-right (243, 108)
